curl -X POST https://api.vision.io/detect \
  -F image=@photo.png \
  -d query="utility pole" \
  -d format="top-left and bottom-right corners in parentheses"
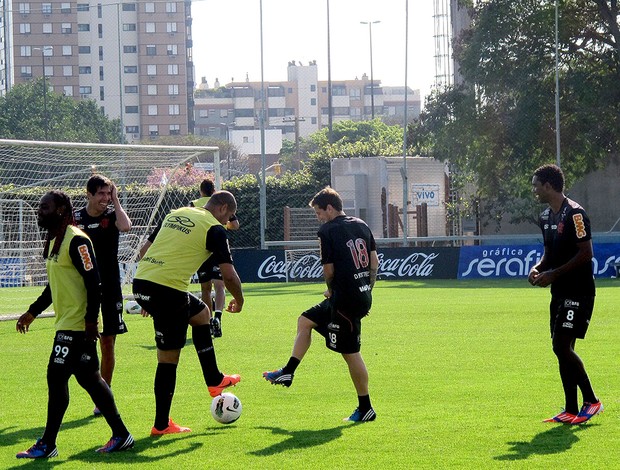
top-left (283, 116), bottom-right (305, 162)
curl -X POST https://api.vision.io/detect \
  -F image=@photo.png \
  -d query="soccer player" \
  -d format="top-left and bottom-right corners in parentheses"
top-left (132, 190), bottom-right (244, 435)
top-left (74, 174), bottom-right (131, 416)
top-left (263, 187), bottom-right (379, 422)
top-left (15, 191), bottom-right (133, 459)
top-left (529, 164), bottom-right (603, 425)
top-left (189, 179), bottom-right (239, 337)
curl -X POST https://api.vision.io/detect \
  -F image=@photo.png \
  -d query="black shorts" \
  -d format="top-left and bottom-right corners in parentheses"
top-left (100, 283), bottom-right (128, 336)
top-left (133, 279), bottom-right (206, 350)
top-left (550, 296), bottom-right (595, 339)
top-left (47, 330), bottom-right (99, 377)
top-left (197, 258), bottom-right (222, 283)
top-left (302, 299), bottom-right (362, 354)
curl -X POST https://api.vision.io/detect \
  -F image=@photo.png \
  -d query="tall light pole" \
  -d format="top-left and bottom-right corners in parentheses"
top-left (554, 0), bottom-right (561, 168)
top-left (259, 0), bottom-right (267, 249)
top-left (360, 20), bottom-right (380, 120)
top-left (327, 0), bottom-right (333, 143)
top-left (34, 46), bottom-right (52, 141)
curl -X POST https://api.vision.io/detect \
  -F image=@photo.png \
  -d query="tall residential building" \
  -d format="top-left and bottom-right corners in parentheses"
top-left (194, 61), bottom-right (421, 142)
top-left (0, 0), bottom-right (194, 142)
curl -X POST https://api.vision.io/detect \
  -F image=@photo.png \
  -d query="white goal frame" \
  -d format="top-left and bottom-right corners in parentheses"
top-left (284, 247), bottom-right (322, 283)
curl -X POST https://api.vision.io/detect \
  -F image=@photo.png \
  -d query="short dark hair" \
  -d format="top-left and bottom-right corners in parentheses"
top-left (207, 190), bottom-right (237, 213)
top-left (533, 164), bottom-right (564, 192)
top-left (200, 179), bottom-right (215, 197)
top-left (42, 190), bottom-right (74, 259)
top-left (86, 174), bottom-right (111, 195)
top-left (309, 186), bottom-right (343, 211)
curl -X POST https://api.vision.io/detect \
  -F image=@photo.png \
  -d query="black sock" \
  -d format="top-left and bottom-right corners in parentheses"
top-left (42, 370), bottom-right (71, 447)
top-left (214, 310), bottom-right (222, 320)
top-left (79, 373), bottom-right (128, 438)
top-left (283, 357), bottom-right (301, 374)
top-left (154, 363), bottom-right (177, 430)
top-left (358, 394), bottom-right (372, 411)
top-left (577, 374), bottom-right (598, 404)
top-left (193, 324), bottom-right (223, 386)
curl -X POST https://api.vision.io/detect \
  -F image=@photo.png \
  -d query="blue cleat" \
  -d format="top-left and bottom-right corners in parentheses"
top-left (96, 434), bottom-right (135, 453)
top-left (263, 368), bottom-right (294, 387)
top-left (16, 439), bottom-right (58, 459)
top-left (572, 401), bottom-right (603, 425)
top-left (344, 407), bottom-right (377, 422)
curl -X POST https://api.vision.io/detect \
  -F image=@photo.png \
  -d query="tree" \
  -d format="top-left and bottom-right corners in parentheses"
top-left (410, 0), bottom-right (620, 228)
top-left (0, 78), bottom-right (122, 143)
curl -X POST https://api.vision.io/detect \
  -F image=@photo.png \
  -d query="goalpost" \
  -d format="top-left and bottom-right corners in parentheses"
top-left (0, 139), bottom-right (219, 302)
top-left (284, 247), bottom-right (323, 283)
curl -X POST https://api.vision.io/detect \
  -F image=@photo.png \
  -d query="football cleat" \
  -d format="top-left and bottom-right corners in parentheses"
top-left (150, 418), bottom-right (192, 436)
top-left (571, 401), bottom-right (603, 425)
top-left (16, 439), bottom-right (58, 459)
top-left (543, 410), bottom-right (577, 424)
top-left (96, 434), bottom-right (135, 453)
top-left (211, 317), bottom-right (222, 338)
top-left (344, 407), bottom-right (377, 423)
top-left (208, 374), bottom-right (241, 397)
top-left (262, 368), bottom-right (294, 387)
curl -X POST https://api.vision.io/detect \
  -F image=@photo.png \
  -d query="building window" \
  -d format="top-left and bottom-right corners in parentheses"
top-left (79, 86), bottom-right (92, 95)
top-left (125, 85), bottom-right (138, 93)
top-left (220, 109), bottom-right (228, 118)
top-left (100, 86), bottom-right (105, 100)
top-left (350, 88), bottom-right (361, 100)
top-left (77, 4), bottom-right (89, 12)
top-left (79, 66), bottom-right (92, 74)
top-left (169, 124), bottom-right (180, 135)
top-left (100, 66), bottom-right (104, 80)
top-left (63, 86), bottom-right (73, 96)
top-left (146, 22), bottom-right (155, 33)
top-left (166, 2), bottom-right (177, 13)
top-left (145, 3), bottom-right (155, 13)
top-left (42, 3), bottom-right (52, 14)
top-left (19, 3), bottom-right (31, 14)
top-left (60, 2), bottom-right (71, 13)
top-left (168, 84), bottom-right (179, 95)
top-left (61, 23), bottom-right (71, 34)
top-left (311, 117), bottom-right (317, 124)
top-left (332, 85), bottom-right (346, 96)
top-left (62, 45), bottom-right (72, 56)
top-left (169, 104), bottom-right (180, 115)
top-left (125, 106), bottom-right (138, 113)
top-left (288, 87), bottom-right (293, 93)
top-left (43, 23), bottom-right (52, 34)
top-left (148, 105), bottom-right (158, 116)
top-left (63, 65), bottom-right (72, 76)
top-left (78, 24), bottom-right (90, 32)
top-left (44, 65), bottom-right (53, 76)
top-left (166, 44), bottom-right (178, 56)
top-left (166, 22), bottom-right (177, 33)
top-left (20, 46), bottom-right (32, 57)
top-left (149, 125), bottom-right (158, 136)
top-left (147, 65), bottom-right (156, 76)
top-left (167, 64), bottom-right (179, 75)
top-left (79, 46), bottom-right (91, 53)
top-left (122, 3), bottom-right (136, 11)
top-left (123, 23), bottom-right (137, 32)
top-left (310, 98), bottom-right (316, 105)
top-left (98, 46), bottom-right (104, 60)
top-left (124, 45), bottom-right (137, 53)
top-left (19, 24), bottom-right (31, 34)
top-left (146, 45), bottom-right (156, 56)
top-left (20, 66), bottom-right (32, 78)
top-left (199, 109), bottom-right (208, 118)
top-left (124, 66), bottom-right (138, 73)
top-left (147, 84), bottom-right (157, 95)
top-left (126, 126), bottom-right (139, 134)
top-left (310, 85), bottom-right (316, 92)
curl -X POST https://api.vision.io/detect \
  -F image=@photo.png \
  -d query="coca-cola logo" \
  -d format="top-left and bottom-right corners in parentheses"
top-left (377, 252), bottom-right (438, 278)
top-left (257, 254), bottom-right (323, 280)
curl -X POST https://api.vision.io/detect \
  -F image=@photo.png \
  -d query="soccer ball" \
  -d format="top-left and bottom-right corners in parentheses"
top-left (210, 393), bottom-right (242, 424)
top-left (124, 300), bottom-right (142, 315)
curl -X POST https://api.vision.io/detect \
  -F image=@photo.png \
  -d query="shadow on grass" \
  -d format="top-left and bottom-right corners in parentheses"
top-left (249, 424), bottom-right (350, 456)
top-left (0, 415), bottom-right (94, 449)
top-left (494, 424), bottom-right (596, 461)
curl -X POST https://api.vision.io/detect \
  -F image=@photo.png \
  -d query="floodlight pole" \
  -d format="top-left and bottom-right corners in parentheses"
top-left (554, 0), bottom-right (561, 168)
top-left (360, 20), bottom-right (380, 120)
top-left (402, 0), bottom-right (409, 245)
top-left (259, 0), bottom-right (267, 249)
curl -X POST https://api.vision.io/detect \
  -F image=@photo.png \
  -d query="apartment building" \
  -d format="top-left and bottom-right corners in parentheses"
top-left (0, 0), bottom-right (194, 142)
top-left (194, 61), bottom-right (421, 142)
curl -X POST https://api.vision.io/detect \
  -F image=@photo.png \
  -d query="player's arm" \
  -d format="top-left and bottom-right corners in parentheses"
top-left (369, 250), bottom-right (379, 289)
top-left (69, 235), bottom-right (102, 340)
top-left (16, 284), bottom-right (52, 333)
top-left (111, 182), bottom-right (132, 232)
top-left (533, 240), bottom-right (593, 288)
top-left (226, 214), bottom-right (240, 231)
top-left (206, 225), bottom-right (244, 312)
top-left (323, 262), bottom-right (335, 298)
top-left (138, 224), bottom-right (161, 260)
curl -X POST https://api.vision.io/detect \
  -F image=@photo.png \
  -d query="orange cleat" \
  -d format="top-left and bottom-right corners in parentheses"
top-left (208, 374), bottom-right (241, 397)
top-left (150, 418), bottom-right (191, 436)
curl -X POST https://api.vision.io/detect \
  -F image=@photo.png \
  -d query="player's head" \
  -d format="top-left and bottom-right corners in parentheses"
top-left (86, 174), bottom-right (112, 195)
top-left (532, 164), bottom-right (564, 203)
top-left (206, 190), bottom-right (237, 225)
top-left (309, 187), bottom-right (344, 223)
top-left (200, 179), bottom-right (215, 197)
top-left (38, 190), bottom-right (74, 258)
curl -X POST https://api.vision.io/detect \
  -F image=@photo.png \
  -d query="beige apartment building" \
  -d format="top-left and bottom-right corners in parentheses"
top-left (194, 61), bottom-right (421, 143)
top-left (0, 0), bottom-right (194, 142)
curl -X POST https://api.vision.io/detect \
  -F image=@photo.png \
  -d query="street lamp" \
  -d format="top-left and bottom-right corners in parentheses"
top-left (33, 46), bottom-right (53, 141)
top-left (360, 20), bottom-right (380, 120)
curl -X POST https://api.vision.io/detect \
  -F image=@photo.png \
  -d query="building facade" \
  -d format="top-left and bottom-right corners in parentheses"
top-left (194, 61), bottom-right (421, 142)
top-left (0, 0), bottom-right (194, 142)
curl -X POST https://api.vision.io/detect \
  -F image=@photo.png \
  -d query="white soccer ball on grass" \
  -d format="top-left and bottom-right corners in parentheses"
top-left (211, 393), bottom-right (242, 424)
top-left (124, 300), bottom-right (142, 314)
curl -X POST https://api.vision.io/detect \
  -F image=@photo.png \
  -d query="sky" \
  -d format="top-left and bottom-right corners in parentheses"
top-left (191, 0), bottom-right (436, 101)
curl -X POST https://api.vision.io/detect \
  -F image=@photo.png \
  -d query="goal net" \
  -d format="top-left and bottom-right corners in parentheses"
top-left (0, 139), bottom-right (219, 302)
top-left (284, 248), bottom-right (323, 283)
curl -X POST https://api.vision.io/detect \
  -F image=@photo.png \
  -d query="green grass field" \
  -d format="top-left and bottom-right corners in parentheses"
top-left (1, 280), bottom-right (618, 469)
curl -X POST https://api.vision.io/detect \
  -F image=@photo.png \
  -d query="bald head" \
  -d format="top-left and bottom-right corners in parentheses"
top-left (205, 190), bottom-right (237, 225)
